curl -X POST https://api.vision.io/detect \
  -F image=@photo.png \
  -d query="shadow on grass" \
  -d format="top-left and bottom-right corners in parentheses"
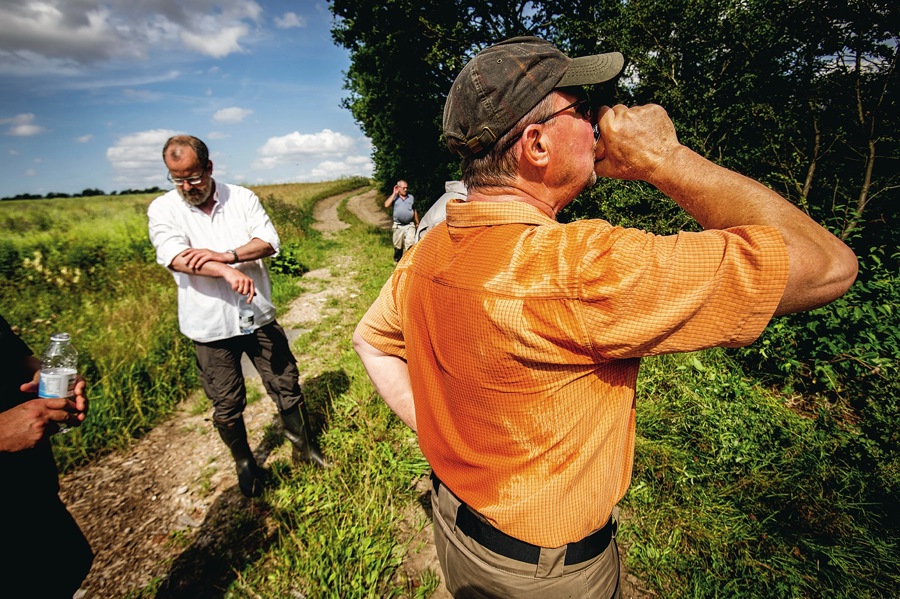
top-left (301, 369), bottom-right (348, 436)
top-left (152, 371), bottom-right (347, 598)
top-left (153, 433), bottom-right (281, 599)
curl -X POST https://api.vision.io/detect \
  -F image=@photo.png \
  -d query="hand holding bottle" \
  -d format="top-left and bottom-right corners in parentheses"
top-left (34, 332), bottom-right (88, 433)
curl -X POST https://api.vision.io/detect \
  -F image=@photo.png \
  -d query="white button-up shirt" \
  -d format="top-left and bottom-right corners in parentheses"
top-left (148, 182), bottom-right (280, 343)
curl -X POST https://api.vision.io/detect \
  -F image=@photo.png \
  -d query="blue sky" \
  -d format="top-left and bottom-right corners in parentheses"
top-left (0, 0), bottom-right (372, 198)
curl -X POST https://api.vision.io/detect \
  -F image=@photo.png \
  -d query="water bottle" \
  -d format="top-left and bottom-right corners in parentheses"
top-left (38, 332), bottom-right (78, 400)
top-left (236, 292), bottom-right (255, 334)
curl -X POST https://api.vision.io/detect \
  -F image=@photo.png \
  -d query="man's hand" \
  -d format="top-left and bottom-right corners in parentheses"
top-left (0, 397), bottom-right (78, 452)
top-left (222, 266), bottom-right (256, 300)
top-left (594, 104), bottom-right (681, 182)
top-left (179, 247), bottom-right (232, 271)
top-left (18, 371), bottom-right (89, 433)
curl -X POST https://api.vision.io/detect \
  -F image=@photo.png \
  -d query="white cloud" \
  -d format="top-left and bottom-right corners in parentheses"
top-left (207, 131), bottom-right (229, 140)
top-left (275, 12), bottom-right (306, 29)
top-left (212, 106), bottom-right (253, 124)
top-left (8, 149), bottom-right (20, 155)
top-left (181, 24), bottom-right (249, 58)
top-left (0, 1), bottom-right (263, 72)
top-left (1, 113), bottom-right (44, 136)
top-left (24, 168), bottom-right (36, 176)
top-left (76, 134), bottom-right (93, 143)
top-left (303, 155), bottom-right (374, 181)
top-left (253, 129), bottom-right (357, 169)
top-left (106, 128), bottom-right (182, 186)
top-left (83, 70), bottom-right (182, 90)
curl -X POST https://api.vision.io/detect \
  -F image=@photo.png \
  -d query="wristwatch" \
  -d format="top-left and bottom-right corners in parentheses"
top-left (227, 249), bottom-right (238, 263)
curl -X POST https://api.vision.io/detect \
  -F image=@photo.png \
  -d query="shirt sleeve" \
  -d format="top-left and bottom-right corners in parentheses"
top-left (356, 272), bottom-right (407, 360)
top-left (147, 197), bottom-right (190, 268)
top-left (241, 189), bottom-right (280, 256)
top-left (577, 224), bottom-right (790, 359)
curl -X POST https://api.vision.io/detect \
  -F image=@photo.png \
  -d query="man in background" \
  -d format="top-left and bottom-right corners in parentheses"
top-left (415, 180), bottom-right (467, 242)
top-left (384, 179), bottom-right (418, 261)
top-left (148, 135), bottom-right (326, 499)
top-left (354, 36), bottom-right (857, 597)
top-left (0, 314), bottom-right (93, 597)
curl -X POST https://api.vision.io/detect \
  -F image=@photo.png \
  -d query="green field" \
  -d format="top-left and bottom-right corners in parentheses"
top-left (1, 181), bottom-right (896, 597)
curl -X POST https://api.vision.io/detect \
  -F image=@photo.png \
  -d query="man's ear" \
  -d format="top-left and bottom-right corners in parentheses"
top-left (207, 160), bottom-right (214, 175)
top-left (520, 125), bottom-right (550, 168)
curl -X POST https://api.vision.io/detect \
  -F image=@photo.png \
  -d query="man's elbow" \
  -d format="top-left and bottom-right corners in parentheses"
top-left (834, 244), bottom-right (859, 294)
top-left (776, 244), bottom-right (859, 316)
top-left (352, 328), bottom-right (368, 359)
top-left (818, 242), bottom-right (859, 305)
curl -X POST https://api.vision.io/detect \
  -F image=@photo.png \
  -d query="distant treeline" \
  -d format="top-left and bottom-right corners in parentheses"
top-left (1, 187), bottom-right (163, 201)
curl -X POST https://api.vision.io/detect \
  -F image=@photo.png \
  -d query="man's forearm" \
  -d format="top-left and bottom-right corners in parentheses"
top-left (231, 238), bottom-right (276, 263)
top-left (649, 145), bottom-right (858, 315)
top-left (169, 254), bottom-right (234, 277)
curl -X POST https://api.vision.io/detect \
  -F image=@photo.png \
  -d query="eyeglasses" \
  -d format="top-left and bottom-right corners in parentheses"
top-left (167, 168), bottom-right (207, 186)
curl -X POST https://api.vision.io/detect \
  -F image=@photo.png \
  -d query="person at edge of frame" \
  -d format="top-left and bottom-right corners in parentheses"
top-left (415, 180), bottom-right (468, 242)
top-left (0, 314), bottom-right (93, 598)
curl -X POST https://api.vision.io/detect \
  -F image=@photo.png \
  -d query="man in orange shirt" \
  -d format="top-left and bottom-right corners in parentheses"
top-left (354, 36), bottom-right (857, 598)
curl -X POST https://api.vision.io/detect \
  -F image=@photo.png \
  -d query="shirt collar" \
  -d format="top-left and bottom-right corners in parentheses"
top-left (445, 199), bottom-right (557, 229)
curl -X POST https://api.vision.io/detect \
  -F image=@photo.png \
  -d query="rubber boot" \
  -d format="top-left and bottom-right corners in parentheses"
top-left (280, 405), bottom-right (328, 468)
top-left (215, 418), bottom-right (264, 497)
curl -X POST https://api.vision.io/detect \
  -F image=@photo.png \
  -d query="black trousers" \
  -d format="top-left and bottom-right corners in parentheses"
top-left (194, 321), bottom-right (303, 423)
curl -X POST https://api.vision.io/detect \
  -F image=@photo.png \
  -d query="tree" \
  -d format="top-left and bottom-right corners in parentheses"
top-left (576, 0), bottom-right (898, 251)
top-left (330, 0), bottom-right (586, 207)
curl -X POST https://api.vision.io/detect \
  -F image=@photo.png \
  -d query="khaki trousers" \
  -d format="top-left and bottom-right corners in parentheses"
top-left (431, 476), bottom-right (621, 598)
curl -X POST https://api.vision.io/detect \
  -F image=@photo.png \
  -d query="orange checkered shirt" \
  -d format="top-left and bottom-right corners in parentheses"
top-left (357, 199), bottom-right (789, 547)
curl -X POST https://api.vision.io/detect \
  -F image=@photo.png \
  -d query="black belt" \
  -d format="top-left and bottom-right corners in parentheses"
top-left (431, 471), bottom-right (614, 566)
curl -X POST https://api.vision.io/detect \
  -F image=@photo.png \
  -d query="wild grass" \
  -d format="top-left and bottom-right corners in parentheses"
top-left (623, 350), bottom-right (898, 598)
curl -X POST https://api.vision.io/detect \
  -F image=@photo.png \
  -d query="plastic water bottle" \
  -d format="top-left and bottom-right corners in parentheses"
top-left (38, 333), bottom-right (78, 432)
top-left (236, 292), bottom-right (255, 334)
top-left (38, 332), bottom-right (78, 400)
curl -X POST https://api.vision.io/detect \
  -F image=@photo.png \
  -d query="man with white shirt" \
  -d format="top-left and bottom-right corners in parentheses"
top-left (148, 135), bottom-right (326, 498)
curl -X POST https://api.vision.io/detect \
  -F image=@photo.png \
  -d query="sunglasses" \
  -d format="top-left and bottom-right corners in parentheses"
top-left (502, 96), bottom-right (600, 153)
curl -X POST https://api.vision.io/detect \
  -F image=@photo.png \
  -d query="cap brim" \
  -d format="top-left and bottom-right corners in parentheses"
top-left (556, 52), bottom-right (625, 88)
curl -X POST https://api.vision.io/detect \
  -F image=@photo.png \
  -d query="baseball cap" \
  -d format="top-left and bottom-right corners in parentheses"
top-left (443, 36), bottom-right (625, 158)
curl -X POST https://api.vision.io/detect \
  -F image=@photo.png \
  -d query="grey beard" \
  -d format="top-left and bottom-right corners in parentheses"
top-left (180, 189), bottom-right (208, 206)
